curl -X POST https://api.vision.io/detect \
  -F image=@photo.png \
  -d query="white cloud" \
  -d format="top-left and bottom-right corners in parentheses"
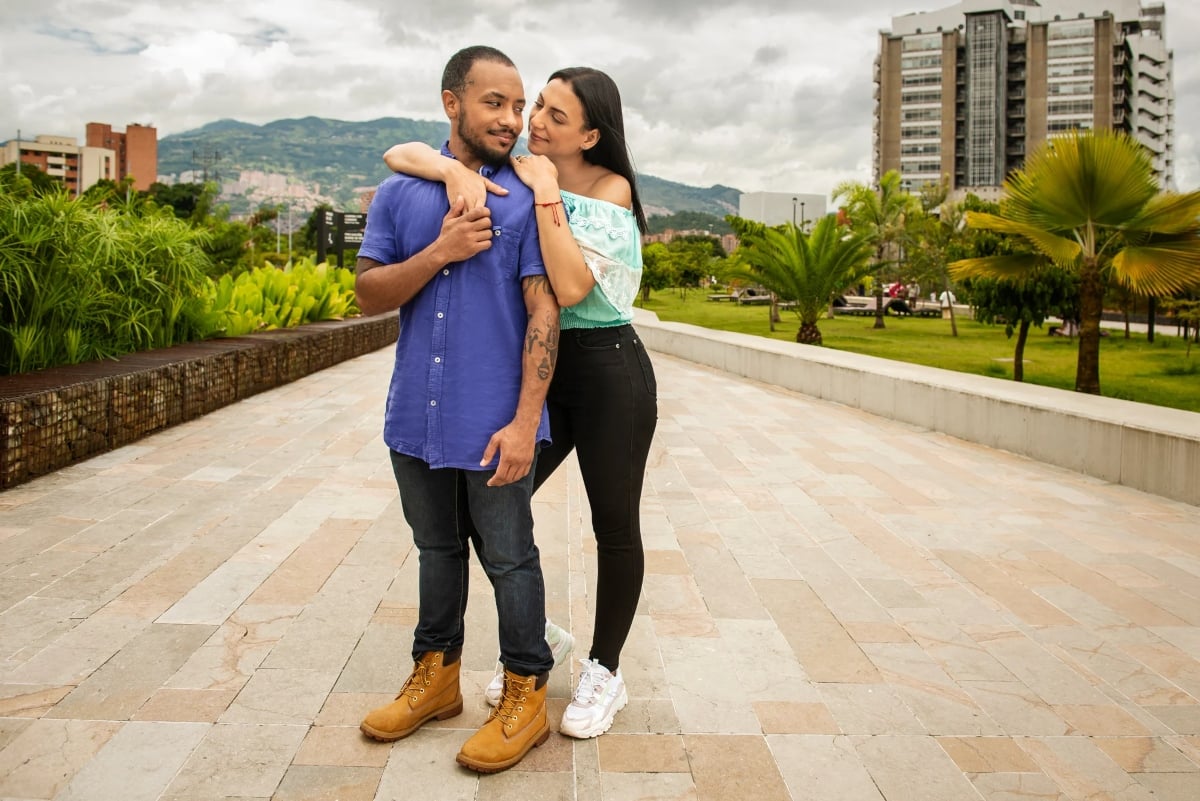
top-left (1, 0), bottom-right (1197, 199)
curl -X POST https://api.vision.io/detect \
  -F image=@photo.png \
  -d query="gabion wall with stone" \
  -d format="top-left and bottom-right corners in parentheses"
top-left (0, 316), bottom-right (399, 490)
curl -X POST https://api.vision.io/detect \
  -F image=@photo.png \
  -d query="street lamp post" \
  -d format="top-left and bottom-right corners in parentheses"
top-left (800, 201), bottom-right (806, 231)
top-left (791, 196), bottom-right (797, 228)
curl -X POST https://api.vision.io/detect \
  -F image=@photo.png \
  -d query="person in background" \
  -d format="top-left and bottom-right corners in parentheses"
top-left (384, 64), bottom-right (657, 740)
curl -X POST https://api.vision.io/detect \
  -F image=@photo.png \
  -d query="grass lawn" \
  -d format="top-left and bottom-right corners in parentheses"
top-left (639, 290), bottom-right (1200, 413)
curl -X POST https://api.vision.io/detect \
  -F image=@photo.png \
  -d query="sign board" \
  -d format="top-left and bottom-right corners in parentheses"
top-left (317, 210), bottom-right (367, 268)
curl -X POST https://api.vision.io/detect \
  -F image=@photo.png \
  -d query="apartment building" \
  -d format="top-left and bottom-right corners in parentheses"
top-left (874, 0), bottom-right (1175, 195)
top-left (85, 123), bottom-right (158, 192)
top-left (0, 135), bottom-right (116, 195)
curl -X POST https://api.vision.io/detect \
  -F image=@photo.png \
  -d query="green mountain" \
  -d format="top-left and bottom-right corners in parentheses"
top-left (158, 117), bottom-right (742, 219)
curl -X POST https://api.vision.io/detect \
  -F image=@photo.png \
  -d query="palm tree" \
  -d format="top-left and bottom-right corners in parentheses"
top-left (950, 129), bottom-right (1200, 394)
top-left (726, 215), bottom-right (874, 345)
top-left (832, 170), bottom-right (919, 329)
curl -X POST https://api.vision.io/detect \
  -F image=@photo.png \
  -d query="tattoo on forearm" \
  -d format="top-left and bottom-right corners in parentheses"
top-left (523, 275), bottom-right (556, 298)
top-left (525, 310), bottom-right (560, 381)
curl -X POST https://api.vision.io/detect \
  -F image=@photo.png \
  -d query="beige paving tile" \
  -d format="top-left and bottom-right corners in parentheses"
top-left (853, 734), bottom-right (982, 801)
top-left (1052, 704), bottom-right (1152, 736)
top-left (967, 771), bottom-right (1069, 801)
top-left (270, 765), bottom-right (384, 801)
top-left (0, 718), bottom-right (32, 751)
top-left (1131, 772), bottom-right (1200, 801)
top-left (219, 667), bottom-right (339, 725)
top-left (0, 718), bottom-right (121, 799)
top-left (293, 725), bottom-right (390, 768)
top-left (600, 772), bottom-right (698, 800)
top-left (45, 623), bottom-right (215, 720)
top-left (753, 578), bottom-right (880, 683)
top-left (0, 684), bottom-right (72, 718)
top-left (937, 736), bottom-right (1039, 772)
top-left (598, 733), bottom-right (688, 772)
top-left (133, 688), bottom-right (237, 722)
top-left (1019, 736), bottom-right (1157, 801)
top-left (766, 734), bottom-right (885, 801)
top-left (159, 722), bottom-right (308, 799)
top-left (754, 701), bottom-right (841, 734)
top-left (1093, 737), bottom-right (1200, 773)
top-left (684, 734), bottom-right (791, 801)
top-left (54, 721), bottom-right (209, 801)
top-left (373, 729), bottom-right (478, 801)
top-left (819, 682), bottom-right (926, 735)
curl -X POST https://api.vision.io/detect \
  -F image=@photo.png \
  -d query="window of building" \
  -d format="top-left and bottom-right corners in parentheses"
top-left (1048, 63), bottom-right (1094, 79)
top-left (1048, 99), bottom-right (1094, 115)
top-left (901, 125), bottom-right (942, 139)
top-left (1047, 42), bottom-right (1095, 60)
top-left (901, 54), bottom-right (942, 70)
top-left (1048, 21), bottom-right (1095, 41)
top-left (901, 142), bottom-right (942, 155)
top-left (902, 107), bottom-right (942, 121)
top-left (1048, 119), bottom-right (1093, 132)
top-left (1048, 82), bottom-right (1093, 96)
top-left (902, 90), bottom-right (943, 105)
top-left (902, 73), bottom-right (942, 87)
top-left (903, 34), bottom-right (942, 52)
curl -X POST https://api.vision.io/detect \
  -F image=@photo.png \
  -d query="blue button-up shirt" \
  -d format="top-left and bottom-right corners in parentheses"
top-left (358, 149), bottom-right (550, 470)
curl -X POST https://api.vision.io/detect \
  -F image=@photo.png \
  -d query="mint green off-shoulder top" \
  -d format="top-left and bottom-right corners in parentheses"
top-left (558, 189), bottom-right (642, 330)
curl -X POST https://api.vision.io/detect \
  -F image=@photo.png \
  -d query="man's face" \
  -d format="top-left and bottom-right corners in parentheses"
top-left (449, 60), bottom-right (525, 169)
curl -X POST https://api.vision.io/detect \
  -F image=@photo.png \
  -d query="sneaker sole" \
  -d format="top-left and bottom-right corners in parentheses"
top-left (558, 688), bottom-right (628, 739)
top-left (455, 723), bottom-right (550, 773)
top-left (359, 698), bottom-right (463, 742)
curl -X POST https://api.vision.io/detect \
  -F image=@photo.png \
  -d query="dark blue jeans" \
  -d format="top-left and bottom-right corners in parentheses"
top-left (390, 451), bottom-right (553, 677)
top-left (534, 324), bottom-right (658, 670)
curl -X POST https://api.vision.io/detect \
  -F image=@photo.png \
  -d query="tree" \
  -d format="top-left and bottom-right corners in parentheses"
top-left (950, 129), bottom-right (1200, 394)
top-left (725, 214), bottom-right (874, 345)
top-left (0, 163), bottom-right (60, 198)
top-left (832, 170), bottom-right (919, 330)
top-left (963, 269), bottom-right (1078, 381)
top-left (639, 242), bottom-right (675, 304)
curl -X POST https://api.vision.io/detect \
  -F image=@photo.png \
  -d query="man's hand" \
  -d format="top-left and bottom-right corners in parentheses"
top-left (443, 163), bottom-right (509, 211)
top-left (436, 196), bottom-right (495, 264)
top-left (480, 421), bottom-right (537, 487)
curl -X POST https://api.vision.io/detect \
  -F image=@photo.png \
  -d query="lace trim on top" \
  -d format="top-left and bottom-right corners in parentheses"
top-left (561, 190), bottom-right (642, 325)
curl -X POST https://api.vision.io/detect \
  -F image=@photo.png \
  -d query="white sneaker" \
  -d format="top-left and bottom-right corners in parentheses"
top-left (484, 620), bottom-right (574, 706)
top-left (559, 658), bottom-right (628, 739)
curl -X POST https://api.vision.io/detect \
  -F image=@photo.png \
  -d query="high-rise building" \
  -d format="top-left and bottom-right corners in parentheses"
top-left (85, 122), bottom-right (158, 192)
top-left (874, 0), bottom-right (1174, 196)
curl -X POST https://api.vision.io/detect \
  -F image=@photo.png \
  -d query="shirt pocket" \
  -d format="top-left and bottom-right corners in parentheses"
top-left (485, 225), bottom-right (519, 286)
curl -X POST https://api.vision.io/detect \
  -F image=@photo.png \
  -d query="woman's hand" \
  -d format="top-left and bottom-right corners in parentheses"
top-left (444, 161), bottom-right (507, 211)
top-left (510, 155), bottom-right (560, 199)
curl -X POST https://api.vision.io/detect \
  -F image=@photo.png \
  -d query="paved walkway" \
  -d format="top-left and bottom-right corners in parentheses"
top-left (2, 346), bottom-right (1199, 801)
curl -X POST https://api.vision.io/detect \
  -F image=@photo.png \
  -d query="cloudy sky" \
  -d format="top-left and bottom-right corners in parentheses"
top-left (2, 0), bottom-right (1198, 197)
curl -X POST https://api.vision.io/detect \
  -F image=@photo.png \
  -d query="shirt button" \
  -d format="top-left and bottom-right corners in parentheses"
top-left (442, 269), bottom-right (450, 275)
top-left (430, 400), bottom-right (437, 407)
top-left (434, 357), bottom-right (442, 363)
top-left (437, 312), bottom-right (444, 319)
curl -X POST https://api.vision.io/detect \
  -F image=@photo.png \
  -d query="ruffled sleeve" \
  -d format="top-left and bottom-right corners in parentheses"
top-left (560, 191), bottom-right (642, 326)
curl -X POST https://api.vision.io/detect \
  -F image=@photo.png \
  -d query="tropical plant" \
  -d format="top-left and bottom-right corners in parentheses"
top-left (724, 214), bottom-right (874, 345)
top-left (832, 170), bottom-right (920, 329)
top-left (949, 129), bottom-right (1200, 394)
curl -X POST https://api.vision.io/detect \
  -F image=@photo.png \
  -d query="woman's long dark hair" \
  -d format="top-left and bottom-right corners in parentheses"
top-left (549, 67), bottom-right (648, 234)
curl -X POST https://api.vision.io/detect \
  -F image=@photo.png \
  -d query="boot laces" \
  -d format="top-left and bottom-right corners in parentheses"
top-left (572, 658), bottom-right (611, 707)
top-left (398, 656), bottom-right (437, 701)
top-left (496, 674), bottom-right (533, 729)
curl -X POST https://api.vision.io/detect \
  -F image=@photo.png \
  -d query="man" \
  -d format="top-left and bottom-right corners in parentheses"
top-left (354, 45), bottom-right (559, 774)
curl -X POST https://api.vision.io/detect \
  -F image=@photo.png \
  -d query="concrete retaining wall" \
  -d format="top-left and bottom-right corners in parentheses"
top-left (633, 310), bottom-right (1200, 506)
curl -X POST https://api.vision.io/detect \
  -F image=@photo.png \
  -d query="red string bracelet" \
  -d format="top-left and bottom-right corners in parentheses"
top-left (535, 200), bottom-right (563, 227)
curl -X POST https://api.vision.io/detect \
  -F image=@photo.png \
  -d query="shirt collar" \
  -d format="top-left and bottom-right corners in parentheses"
top-left (439, 140), bottom-right (503, 178)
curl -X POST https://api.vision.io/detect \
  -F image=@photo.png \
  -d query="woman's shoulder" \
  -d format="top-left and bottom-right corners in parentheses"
top-left (584, 170), bottom-right (631, 208)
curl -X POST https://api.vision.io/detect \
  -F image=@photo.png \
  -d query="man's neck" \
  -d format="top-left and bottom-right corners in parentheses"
top-left (446, 139), bottom-right (483, 173)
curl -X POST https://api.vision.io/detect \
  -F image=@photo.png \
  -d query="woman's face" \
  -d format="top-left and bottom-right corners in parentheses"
top-left (526, 79), bottom-right (598, 158)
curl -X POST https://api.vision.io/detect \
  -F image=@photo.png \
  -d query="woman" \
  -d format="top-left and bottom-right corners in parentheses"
top-left (383, 67), bottom-right (657, 739)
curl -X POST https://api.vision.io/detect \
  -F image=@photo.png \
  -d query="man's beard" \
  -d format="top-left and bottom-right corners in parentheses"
top-left (458, 114), bottom-right (515, 167)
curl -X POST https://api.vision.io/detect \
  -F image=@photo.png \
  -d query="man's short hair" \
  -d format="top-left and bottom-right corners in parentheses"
top-left (441, 46), bottom-right (516, 96)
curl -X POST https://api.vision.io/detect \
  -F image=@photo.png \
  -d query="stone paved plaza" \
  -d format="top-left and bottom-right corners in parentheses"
top-left (1, 345), bottom-right (1199, 800)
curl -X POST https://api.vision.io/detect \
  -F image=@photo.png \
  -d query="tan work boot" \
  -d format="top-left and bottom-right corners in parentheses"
top-left (360, 651), bottom-right (463, 741)
top-left (455, 670), bottom-right (549, 773)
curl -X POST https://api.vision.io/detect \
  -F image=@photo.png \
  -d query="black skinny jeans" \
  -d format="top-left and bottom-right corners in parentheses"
top-left (533, 324), bottom-right (657, 671)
